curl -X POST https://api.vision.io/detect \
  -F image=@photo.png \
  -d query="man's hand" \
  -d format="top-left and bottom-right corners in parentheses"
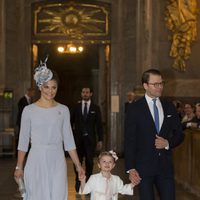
top-left (129, 169), bottom-right (142, 186)
top-left (155, 135), bottom-right (169, 149)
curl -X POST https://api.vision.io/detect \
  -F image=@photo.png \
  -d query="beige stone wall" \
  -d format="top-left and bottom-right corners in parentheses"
top-left (1, 0), bottom-right (200, 151)
top-left (0, 0), bottom-right (5, 92)
top-left (140, 0), bottom-right (200, 100)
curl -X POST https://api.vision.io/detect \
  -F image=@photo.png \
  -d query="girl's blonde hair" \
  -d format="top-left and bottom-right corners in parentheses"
top-left (98, 151), bottom-right (118, 163)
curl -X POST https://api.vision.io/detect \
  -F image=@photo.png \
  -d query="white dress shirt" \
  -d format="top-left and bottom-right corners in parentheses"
top-left (145, 94), bottom-right (164, 132)
top-left (82, 100), bottom-right (91, 114)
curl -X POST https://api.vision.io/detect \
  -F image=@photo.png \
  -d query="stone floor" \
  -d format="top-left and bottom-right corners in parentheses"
top-left (0, 156), bottom-right (199, 200)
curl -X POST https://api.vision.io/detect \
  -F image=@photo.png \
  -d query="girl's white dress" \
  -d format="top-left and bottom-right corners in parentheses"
top-left (79, 172), bottom-right (133, 200)
top-left (18, 104), bottom-right (76, 200)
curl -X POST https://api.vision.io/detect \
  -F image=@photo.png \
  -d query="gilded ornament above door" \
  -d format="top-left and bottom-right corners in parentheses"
top-left (32, 1), bottom-right (110, 43)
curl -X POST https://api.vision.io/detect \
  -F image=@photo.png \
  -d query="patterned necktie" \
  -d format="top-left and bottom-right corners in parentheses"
top-left (83, 102), bottom-right (87, 120)
top-left (153, 98), bottom-right (159, 133)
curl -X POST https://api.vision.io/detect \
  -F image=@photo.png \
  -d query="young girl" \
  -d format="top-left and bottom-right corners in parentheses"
top-left (79, 150), bottom-right (134, 200)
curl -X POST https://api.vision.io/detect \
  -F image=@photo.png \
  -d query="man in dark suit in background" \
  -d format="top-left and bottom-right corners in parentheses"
top-left (124, 69), bottom-right (184, 200)
top-left (16, 88), bottom-right (35, 154)
top-left (16, 88), bottom-right (35, 129)
top-left (125, 91), bottom-right (136, 113)
top-left (71, 87), bottom-right (103, 192)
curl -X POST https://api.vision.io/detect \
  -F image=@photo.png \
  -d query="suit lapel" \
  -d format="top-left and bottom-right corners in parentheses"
top-left (78, 103), bottom-right (84, 119)
top-left (159, 100), bottom-right (167, 134)
top-left (142, 97), bottom-right (162, 134)
top-left (142, 97), bottom-right (155, 125)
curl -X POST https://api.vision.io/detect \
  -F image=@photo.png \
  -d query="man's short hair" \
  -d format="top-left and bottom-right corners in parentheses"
top-left (141, 69), bottom-right (162, 84)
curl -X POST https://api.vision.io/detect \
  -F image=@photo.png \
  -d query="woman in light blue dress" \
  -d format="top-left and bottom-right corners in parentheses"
top-left (14, 58), bottom-right (84, 200)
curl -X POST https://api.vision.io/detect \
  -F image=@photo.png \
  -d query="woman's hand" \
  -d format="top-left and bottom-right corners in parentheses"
top-left (14, 168), bottom-right (24, 180)
top-left (77, 165), bottom-right (85, 181)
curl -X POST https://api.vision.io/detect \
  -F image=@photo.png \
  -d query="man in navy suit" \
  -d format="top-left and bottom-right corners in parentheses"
top-left (71, 87), bottom-right (103, 192)
top-left (125, 91), bottom-right (136, 113)
top-left (124, 69), bottom-right (184, 200)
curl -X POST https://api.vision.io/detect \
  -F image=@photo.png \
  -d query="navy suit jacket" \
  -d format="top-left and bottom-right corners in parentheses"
top-left (16, 96), bottom-right (29, 127)
top-left (71, 102), bottom-right (103, 147)
top-left (124, 96), bottom-right (184, 177)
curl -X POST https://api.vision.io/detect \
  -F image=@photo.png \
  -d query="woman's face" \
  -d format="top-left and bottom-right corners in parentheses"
top-left (40, 79), bottom-right (58, 100)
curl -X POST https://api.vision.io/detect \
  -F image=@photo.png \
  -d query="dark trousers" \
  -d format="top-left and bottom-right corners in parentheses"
top-left (74, 135), bottom-right (95, 191)
top-left (138, 164), bottom-right (175, 200)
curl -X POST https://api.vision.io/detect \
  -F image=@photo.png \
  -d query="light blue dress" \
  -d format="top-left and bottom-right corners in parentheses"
top-left (18, 103), bottom-right (76, 200)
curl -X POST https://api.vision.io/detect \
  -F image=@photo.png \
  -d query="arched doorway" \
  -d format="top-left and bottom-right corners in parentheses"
top-left (31, 0), bottom-right (111, 149)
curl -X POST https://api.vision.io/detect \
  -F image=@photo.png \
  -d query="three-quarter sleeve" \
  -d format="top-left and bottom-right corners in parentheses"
top-left (62, 106), bottom-right (76, 151)
top-left (18, 107), bottom-right (31, 152)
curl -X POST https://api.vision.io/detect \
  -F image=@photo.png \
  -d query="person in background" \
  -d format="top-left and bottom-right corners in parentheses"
top-left (172, 100), bottom-right (184, 120)
top-left (125, 91), bottom-right (136, 113)
top-left (14, 57), bottom-right (84, 200)
top-left (79, 150), bottom-right (134, 200)
top-left (124, 68), bottom-right (184, 200)
top-left (15, 88), bottom-right (35, 156)
top-left (186, 103), bottom-right (200, 129)
top-left (181, 103), bottom-right (196, 130)
top-left (71, 86), bottom-right (103, 192)
top-left (194, 104), bottom-right (200, 127)
top-left (16, 88), bottom-right (35, 131)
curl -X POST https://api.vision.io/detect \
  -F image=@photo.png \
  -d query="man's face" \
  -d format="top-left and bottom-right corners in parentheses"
top-left (28, 90), bottom-right (35, 98)
top-left (127, 92), bottom-right (135, 102)
top-left (184, 104), bottom-right (194, 115)
top-left (195, 107), bottom-right (200, 118)
top-left (81, 88), bottom-right (92, 101)
top-left (143, 74), bottom-right (164, 98)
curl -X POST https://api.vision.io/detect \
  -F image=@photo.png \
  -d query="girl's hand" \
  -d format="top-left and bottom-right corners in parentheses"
top-left (129, 169), bottom-right (141, 186)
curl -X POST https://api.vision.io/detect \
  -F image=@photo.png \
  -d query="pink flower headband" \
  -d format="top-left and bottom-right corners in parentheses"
top-left (109, 150), bottom-right (118, 161)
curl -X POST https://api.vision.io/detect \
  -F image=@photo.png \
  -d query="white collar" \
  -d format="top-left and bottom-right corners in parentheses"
top-left (145, 94), bottom-right (159, 104)
top-left (82, 99), bottom-right (91, 106)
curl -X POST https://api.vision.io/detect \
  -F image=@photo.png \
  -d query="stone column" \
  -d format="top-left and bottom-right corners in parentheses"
top-left (0, 0), bottom-right (5, 91)
top-left (109, 0), bottom-right (124, 152)
top-left (135, 0), bottom-right (161, 96)
top-left (98, 45), bottom-right (109, 149)
top-left (135, 0), bottom-right (154, 84)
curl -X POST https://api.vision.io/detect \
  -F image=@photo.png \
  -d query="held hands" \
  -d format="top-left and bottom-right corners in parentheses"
top-left (79, 174), bottom-right (86, 182)
top-left (77, 166), bottom-right (86, 193)
top-left (129, 169), bottom-right (141, 186)
top-left (155, 135), bottom-right (169, 149)
top-left (76, 165), bottom-right (85, 181)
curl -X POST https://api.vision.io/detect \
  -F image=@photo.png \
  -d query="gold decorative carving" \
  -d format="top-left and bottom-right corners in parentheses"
top-left (165, 0), bottom-right (198, 71)
top-left (33, 2), bottom-right (110, 40)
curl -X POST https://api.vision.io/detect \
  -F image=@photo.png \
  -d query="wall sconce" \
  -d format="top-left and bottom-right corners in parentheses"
top-left (57, 44), bottom-right (84, 54)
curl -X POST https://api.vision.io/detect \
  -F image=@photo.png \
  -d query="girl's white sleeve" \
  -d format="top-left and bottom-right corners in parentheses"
top-left (117, 176), bottom-right (134, 195)
top-left (79, 175), bottom-right (95, 194)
